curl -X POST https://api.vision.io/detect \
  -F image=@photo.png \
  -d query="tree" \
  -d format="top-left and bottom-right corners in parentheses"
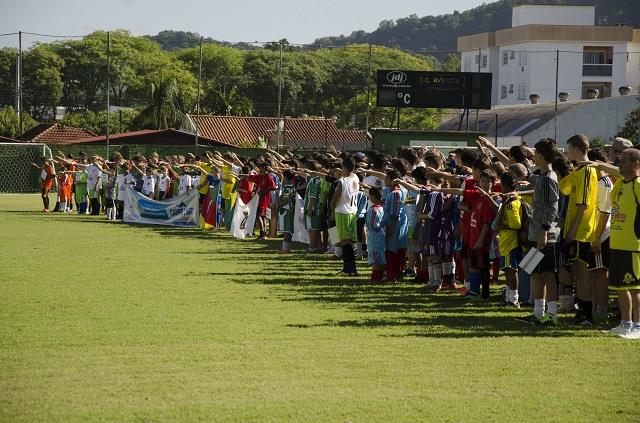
top-left (0, 107), bottom-right (38, 139)
top-left (616, 100), bottom-right (640, 144)
top-left (21, 46), bottom-right (64, 120)
top-left (0, 48), bottom-right (17, 108)
top-left (60, 109), bottom-right (140, 135)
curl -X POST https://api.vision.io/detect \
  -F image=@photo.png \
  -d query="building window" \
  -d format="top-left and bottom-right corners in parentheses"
top-left (518, 83), bottom-right (528, 100)
top-left (519, 51), bottom-right (527, 66)
top-left (509, 84), bottom-right (514, 94)
top-left (502, 52), bottom-right (509, 65)
top-left (581, 82), bottom-right (612, 99)
top-left (510, 50), bottom-right (516, 60)
top-left (501, 85), bottom-right (508, 99)
top-left (481, 54), bottom-right (488, 68)
top-left (475, 55), bottom-right (479, 65)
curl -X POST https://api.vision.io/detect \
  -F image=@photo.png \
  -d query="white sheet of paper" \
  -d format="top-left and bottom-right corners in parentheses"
top-left (519, 248), bottom-right (545, 275)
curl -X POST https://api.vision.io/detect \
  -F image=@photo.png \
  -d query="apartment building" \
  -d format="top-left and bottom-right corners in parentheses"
top-left (458, 5), bottom-right (640, 106)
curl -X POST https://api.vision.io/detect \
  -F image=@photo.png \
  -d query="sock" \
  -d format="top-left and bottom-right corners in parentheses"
top-left (385, 251), bottom-right (396, 280)
top-left (282, 241), bottom-right (290, 251)
top-left (397, 249), bottom-right (406, 276)
top-left (343, 244), bottom-right (355, 273)
top-left (534, 299), bottom-right (546, 318)
top-left (43, 196), bottom-right (49, 209)
top-left (512, 289), bottom-right (519, 304)
top-left (492, 260), bottom-right (499, 281)
top-left (60, 201), bottom-right (67, 212)
top-left (505, 288), bottom-right (512, 303)
top-left (432, 262), bottom-right (443, 286)
top-left (469, 271), bottom-right (480, 295)
top-left (442, 261), bottom-right (455, 277)
top-left (356, 242), bottom-right (363, 257)
top-left (480, 268), bottom-right (490, 299)
top-left (334, 246), bottom-right (343, 258)
top-left (547, 301), bottom-right (558, 322)
top-left (581, 301), bottom-right (593, 321)
top-left (559, 294), bottom-right (574, 311)
top-left (622, 320), bottom-right (633, 329)
top-left (428, 263), bottom-right (435, 285)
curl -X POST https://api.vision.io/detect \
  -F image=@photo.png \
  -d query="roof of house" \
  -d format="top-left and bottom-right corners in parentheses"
top-left (438, 99), bottom-right (597, 137)
top-left (64, 129), bottom-right (235, 147)
top-left (184, 115), bottom-right (369, 150)
top-left (21, 123), bottom-right (97, 144)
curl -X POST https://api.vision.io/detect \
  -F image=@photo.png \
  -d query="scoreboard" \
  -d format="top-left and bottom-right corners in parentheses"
top-left (376, 70), bottom-right (492, 109)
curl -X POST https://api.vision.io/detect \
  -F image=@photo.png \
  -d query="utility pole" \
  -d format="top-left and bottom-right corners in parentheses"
top-left (18, 31), bottom-right (22, 138)
top-left (277, 40), bottom-right (283, 150)
top-left (554, 49), bottom-right (559, 141)
top-left (476, 47), bottom-right (481, 132)
top-left (195, 36), bottom-right (203, 146)
top-left (365, 43), bottom-right (372, 147)
top-left (106, 31), bottom-right (110, 157)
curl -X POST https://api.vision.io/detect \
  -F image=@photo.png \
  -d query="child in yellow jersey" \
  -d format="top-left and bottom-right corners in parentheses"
top-left (496, 172), bottom-right (523, 307)
top-left (559, 134), bottom-right (598, 325)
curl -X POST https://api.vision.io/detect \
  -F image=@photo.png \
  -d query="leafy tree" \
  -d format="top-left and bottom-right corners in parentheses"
top-left (616, 100), bottom-right (640, 144)
top-left (0, 48), bottom-right (17, 107)
top-left (21, 46), bottom-right (64, 120)
top-left (0, 106), bottom-right (38, 139)
top-left (60, 109), bottom-right (140, 135)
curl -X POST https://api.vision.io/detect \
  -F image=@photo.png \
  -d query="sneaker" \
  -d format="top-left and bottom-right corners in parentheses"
top-left (403, 268), bottom-right (416, 278)
top-left (575, 318), bottom-right (594, 327)
top-left (603, 324), bottom-right (632, 336)
top-left (457, 287), bottom-right (470, 296)
top-left (622, 328), bottom-right (640, 339)
top-left (534, 314), bottom-right (557, 327)
top-left (515, 314), bottom-right (537, 324)
top-left (425, 281), bottom-right (441, 292)
top-left (506, 301), bottom-right (521, 309)
top-left (462, 293), bottom-right (482, 302)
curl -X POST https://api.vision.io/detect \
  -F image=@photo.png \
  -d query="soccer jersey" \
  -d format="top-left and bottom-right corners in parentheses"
top-left (248, 173), bottom-right (276, 210)
top-left (197, 163), bottom-right (213, 195)
top-left (158, 175), bottom-right (171, 193)
top-left (460, 177), bottom-right (477, 246)
top-left (610, 176), bottom-right (640, 252)
top-left (335, 174), bottom-right (360, 214)
top-left (86, 164), bottom-right (101, 191)
top-left (383, 185), bottom-right (409, 252)
top-left (41, 164), bottom-right (55, 189)
top-left (464, 189), bottom-right (497, 253)
top-left (179, 174), bottom-right (192, 195)
top-left (596, 176), bottom-right (613, 242)
top-left (142, 175), bottom-right (156, 196)
top-left (221, 165), bottom-right (238, 200)
top-left (558, 165), bottom-right (598, 242)
top-left (304, 176), bottom-right (322, 216)
top-left (498, 196), bottom-right (522, 256)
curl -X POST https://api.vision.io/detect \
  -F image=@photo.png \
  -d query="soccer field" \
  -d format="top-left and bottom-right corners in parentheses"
top-left (1, 195), bottom-right (638, 422)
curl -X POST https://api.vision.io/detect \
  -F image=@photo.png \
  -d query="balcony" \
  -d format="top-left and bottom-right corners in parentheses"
top-left (582, 64), bottom-right (612, 77)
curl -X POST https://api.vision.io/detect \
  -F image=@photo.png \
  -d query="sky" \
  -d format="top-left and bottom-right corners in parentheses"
top-left (0, 0), bottom-right (490, 48)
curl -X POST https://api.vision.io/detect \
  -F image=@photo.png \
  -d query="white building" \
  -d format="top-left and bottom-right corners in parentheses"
top-left (458, 5), bottom-right (640, 106)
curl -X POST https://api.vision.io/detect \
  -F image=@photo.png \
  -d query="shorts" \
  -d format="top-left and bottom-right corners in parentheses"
top-left (357, 217), bottom-right (366, 242)
top-left (565, 240), bottom-right (592, 267)
top-left (257, 207), bottom-right (268, 218)
top-left (531, 243), bottom-right (560, 274)
top-left (587, 237), bottom-right (610, 270)
top-left (282, 210), bottom-right (295, 234)
top-left (470, 250), bottom-right (490, 269)
top-left (305, 214), bottom-right (321, 231)
top-left (608, 249), bottom-right (640, 291)
top-left (500, 248), bottom-right (522, 270)
top-left (335, 212), bottom-right (357, 242)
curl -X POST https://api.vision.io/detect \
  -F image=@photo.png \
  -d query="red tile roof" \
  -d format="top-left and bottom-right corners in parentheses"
top-left (64, 129), bottom-right (235, 147)
top-left (184, 115), bottom-right (368, 150)
top-left (21, 123), bottom-right (97, 144)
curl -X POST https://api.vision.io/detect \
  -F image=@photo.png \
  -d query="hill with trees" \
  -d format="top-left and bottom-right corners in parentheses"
top-left (311, 0), bottom-right (640, 58)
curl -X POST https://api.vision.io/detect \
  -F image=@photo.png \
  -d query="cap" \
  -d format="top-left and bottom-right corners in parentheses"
top-left (612, 137), bottom-right (633, 153)
top-left (353, 152), bottom-right (365, 159)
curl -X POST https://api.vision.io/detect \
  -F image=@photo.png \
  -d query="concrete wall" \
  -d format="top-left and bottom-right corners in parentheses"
top-left (522, 95), bottom-right (640, 147)
top-left (371, 130), bottom-right (483, 154)
top-left (512, 5), bottom-right (595, 27)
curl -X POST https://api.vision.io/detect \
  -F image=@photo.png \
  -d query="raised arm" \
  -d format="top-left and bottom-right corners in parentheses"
top-left (477, 136), bottom-right (509, 165)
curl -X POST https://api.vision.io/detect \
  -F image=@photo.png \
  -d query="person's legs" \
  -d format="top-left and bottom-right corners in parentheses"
top-left (41, 188), bottom-right (49, 211)
top-left (505, 268), bottom-right (519, 306)
top-left (573, 260), bottom-right (593, 324)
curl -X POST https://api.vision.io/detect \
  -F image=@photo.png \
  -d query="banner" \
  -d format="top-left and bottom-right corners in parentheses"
top-left (123, 185), bottom-right (199, 227)
top-left (292, 193), bottom-right (309, 244)
top-left (230, 195), bottom-right (259, 239)
top-left (200, 184), bottom-right (221, 229)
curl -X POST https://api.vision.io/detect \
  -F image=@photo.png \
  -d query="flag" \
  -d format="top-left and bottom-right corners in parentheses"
top-left (292, 193), bottom-right (309, 244)
top-left (200, 184), bottom-right (220, 229)
top-left (230, 194), bottom-right (259, 239)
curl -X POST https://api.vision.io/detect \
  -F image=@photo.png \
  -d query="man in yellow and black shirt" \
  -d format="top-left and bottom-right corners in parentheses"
top-left (606, 148), bottom-right (640, 338)
top-left (559, 134), bottom-right (598, 325)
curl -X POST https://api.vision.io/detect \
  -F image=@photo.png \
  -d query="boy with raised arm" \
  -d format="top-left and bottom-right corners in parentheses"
top-left (331, 156), bottom-right (360, 276)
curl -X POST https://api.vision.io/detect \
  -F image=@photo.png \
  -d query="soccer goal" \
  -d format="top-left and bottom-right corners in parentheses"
top-left (0, 143), bottom-right (53, 193)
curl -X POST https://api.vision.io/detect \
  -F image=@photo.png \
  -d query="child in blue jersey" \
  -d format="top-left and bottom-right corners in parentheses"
top-left (366, 187), bottom-right (386, 282)
top-left (383, 170), bottom-right (409, 281)
top-left (355, 180), bottom-right (369, 259)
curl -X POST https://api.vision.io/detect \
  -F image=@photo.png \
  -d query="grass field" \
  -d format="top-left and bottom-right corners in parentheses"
top-left (1, 194), bottom-right (639, 422)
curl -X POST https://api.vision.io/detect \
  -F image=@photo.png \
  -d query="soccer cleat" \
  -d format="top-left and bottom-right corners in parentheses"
top-left (506, 301), bottom-right (521, 309)
top-left (515, 314), bottom-right (537, 324)
top-left (462, 293), bottom-right (482, 302)
top-left (603, 324), bottom-right (633, 336)
top-left (621, 328), bottom-right (640, 339)
top-left (425, 281), bottom-right (441, 292)
top-left (534, 314), bottom-right (557, 327)
top-left (457, 287), bottom-right (470, 296)
top-left (403, 268), bottom-right (416, 278)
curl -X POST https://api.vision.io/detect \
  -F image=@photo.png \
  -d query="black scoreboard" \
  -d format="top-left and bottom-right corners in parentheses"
top-left (376, 70), bottom-right (492, 109)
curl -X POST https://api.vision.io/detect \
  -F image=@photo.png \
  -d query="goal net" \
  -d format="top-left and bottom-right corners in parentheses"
top-left (0, 143), bottom-right (53, 193)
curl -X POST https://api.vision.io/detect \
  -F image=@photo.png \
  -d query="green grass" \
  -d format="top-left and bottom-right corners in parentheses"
top-left (1, 194), bottom-right (639, 422)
